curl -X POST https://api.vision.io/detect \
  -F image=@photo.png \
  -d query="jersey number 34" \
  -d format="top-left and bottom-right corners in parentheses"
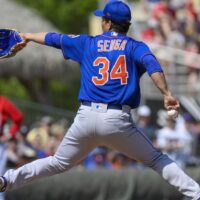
top-left (92, 55), bottom-right (128, 86)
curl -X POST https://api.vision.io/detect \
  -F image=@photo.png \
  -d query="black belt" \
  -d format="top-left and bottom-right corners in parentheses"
top-left (81, 101), bottom-right (122, 110)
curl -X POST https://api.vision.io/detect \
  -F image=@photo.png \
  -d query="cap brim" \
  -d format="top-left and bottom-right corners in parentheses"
top-left (94, 9), bottom-right (104, 17)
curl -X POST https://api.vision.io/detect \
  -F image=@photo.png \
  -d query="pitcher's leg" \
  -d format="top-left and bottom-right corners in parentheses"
top-left (3, 126), bottom-right (96, 191)
top-left (104, 126), bottom-right (200, 198)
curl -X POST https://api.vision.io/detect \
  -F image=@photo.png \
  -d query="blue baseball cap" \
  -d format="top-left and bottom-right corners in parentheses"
top-left (94, 1), bottom-right (131, 22)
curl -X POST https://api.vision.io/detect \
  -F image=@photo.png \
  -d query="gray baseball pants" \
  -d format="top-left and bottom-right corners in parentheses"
top-left (3, 104), bottom-right (200, 199)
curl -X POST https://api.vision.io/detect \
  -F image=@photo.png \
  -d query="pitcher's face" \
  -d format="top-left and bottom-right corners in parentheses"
top-left (101, 18), bottom-right (112, 32)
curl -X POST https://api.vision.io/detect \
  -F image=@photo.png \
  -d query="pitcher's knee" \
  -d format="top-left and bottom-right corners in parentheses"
top-left (51, 156), bottom-right (74, 173)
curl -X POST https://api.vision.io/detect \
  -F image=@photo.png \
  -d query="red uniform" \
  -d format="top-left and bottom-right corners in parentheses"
top-left (0, 96), bottom-right (23, 138)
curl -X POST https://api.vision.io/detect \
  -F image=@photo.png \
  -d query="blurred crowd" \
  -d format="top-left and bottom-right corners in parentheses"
top-left (141, 0), bottom-right (200, 52)
top-left (1, 95), bottom-right (200, 176)
top-left (140, 0), bottom-right (200, 95)
top-left (0, 100), bottom-right (68, 174)
top-left (0, 114), bottom-right (65, 167)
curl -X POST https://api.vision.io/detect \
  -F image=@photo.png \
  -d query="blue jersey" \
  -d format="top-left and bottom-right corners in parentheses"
top-left (45, 31), bottom-right (163, 108)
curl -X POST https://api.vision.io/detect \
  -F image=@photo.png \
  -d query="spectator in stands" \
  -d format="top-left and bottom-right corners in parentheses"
top-left (141, 18), bottom-right (165, 44)
top-left (136, 105), bottom-right (157, 142)
top-left (6, 138), bottom-right (19, 169)
top-left (45, 124), bottom-right (65, 156)
top-left (176, 113), bottom-right (197, 163)
top-left (151, 0), bottom-right (176, 39)
top-left (152, 0), bottom-right (176, 20)
top-left (169, 0), bottom-right (186, 10)
top-left (141, 0), bottom-right (162, 12)
top-left (166, 21), bottom-right (186, 49)
top-left (84, 147), bottom-right (111, 169)
top-left (155, 112), bottom-right (194, 168)
top-left (26, 116), bottom-right (53, 158)
top-left (191, 0), bottom-right (200, 13)
top-left (185, 41), bottom-right (200, 95)
top-left (17, 125), bottom-right (37, 165)
top-left (107, 150), bottom-right (133, 169)
top-left (182, 1), bottom-right (200, 42)
top-left (0, 96), bottom-right (24, 141)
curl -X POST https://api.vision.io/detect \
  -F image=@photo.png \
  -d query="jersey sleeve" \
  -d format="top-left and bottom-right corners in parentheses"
top-left (133, 42), bottom-right (163, 76)
top-left (45, 32), bottom-right (62, 49)
top-left (60, 34), bottom-right (89, 63)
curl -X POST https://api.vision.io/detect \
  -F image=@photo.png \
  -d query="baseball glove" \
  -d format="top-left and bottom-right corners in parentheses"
top-left (0, 29), bottom-right (25, 59)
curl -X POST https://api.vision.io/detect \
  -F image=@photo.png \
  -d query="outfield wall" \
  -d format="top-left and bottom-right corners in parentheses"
top-left (6, 167), bottom-right (200, 200)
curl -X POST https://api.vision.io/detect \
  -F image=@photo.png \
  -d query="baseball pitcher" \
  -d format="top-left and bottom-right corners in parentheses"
top-left (0, 1), bottom-right (200, 199)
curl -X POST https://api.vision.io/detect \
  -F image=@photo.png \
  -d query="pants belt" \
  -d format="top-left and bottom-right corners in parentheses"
top-left (81, 101), bottom-right (123, 110)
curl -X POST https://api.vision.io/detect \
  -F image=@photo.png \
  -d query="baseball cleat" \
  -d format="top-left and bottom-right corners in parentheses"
top-left (0, 176), bottom-right (7, 192)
